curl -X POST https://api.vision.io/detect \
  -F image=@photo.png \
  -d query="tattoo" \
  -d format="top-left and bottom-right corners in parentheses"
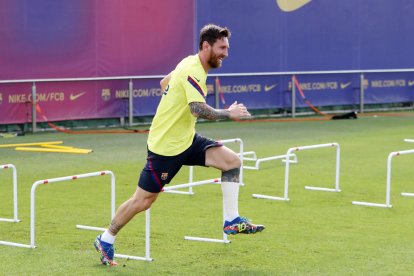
top-left (221, 168), bottom-right (240, 182)
top-left (108, 220), bottom-right (124, 235)
top-left (189, 102), bottom-right (230, 120)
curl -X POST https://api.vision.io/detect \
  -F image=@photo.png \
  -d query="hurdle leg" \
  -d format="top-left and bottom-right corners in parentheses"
top-left (0, 165), bottom-right (29, 247)
top-left (0, 164), bottom-right (20, 223)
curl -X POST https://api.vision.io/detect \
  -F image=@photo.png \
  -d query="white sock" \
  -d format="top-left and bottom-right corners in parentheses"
top-left (101, 229), bottom-right (116, 244)
top-left (221, 182), bottom-right (240, 222)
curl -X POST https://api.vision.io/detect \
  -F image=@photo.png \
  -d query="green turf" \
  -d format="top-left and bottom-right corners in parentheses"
top-left (1, 114), bottom-right (414, 275)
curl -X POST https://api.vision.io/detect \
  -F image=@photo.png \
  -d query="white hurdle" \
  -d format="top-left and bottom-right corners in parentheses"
top-left (404, 139), bottom-right (414, 143)
top-left (0, 164), bottom-right (20, 223)
top-left (164, 138), bottom-right (245, 195)
top-left (353, 149), bottom-right (414, 208)
top-left (163, 179), bottom-right (230, 244)
top-left (0, 171), bottom-right (152, 261)
top-left (243, 153), bottom-right (298, 170)
top-left (253, 143), bottom-right (341, 201)
top-left (239, 151), bottom-right (257, 162)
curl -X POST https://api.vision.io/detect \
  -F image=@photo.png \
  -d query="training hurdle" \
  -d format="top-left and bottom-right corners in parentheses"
top-left (252, 143), bottom-right (341, 201)
top-left (353, 149), bottom-right (414, 208)
top-left (404, 139), bottom-right (414, 143)
top-left (163, 179), bottom-right (230, 244)
top-left (0, 171), bottom-right (152, 261)
top-left (242, 152), bottom-right (298, 170)
top-left (164, 138), bottom-right (245, 195)
top-left (239, 151), bottom-right (257, 162)
top-left (0, 164), bottom-right (20, 223)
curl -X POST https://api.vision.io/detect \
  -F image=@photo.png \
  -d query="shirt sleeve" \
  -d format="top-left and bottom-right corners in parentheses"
top-left (184, 74), bottom-right (206, 104)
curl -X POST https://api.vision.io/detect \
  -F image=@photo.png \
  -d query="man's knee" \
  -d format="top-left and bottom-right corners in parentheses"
top-left (231, 154), bottom-right (242, 168)
top-left (131, 190), bottom-right (158, 213)
top-left (223, 153), bottom-right (241, 171)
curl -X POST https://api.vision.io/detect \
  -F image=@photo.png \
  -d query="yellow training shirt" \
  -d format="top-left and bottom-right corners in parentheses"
top-left (147, 54), bottom-right (207, 156)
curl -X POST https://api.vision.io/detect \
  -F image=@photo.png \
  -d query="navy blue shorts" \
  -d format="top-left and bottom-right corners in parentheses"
top-left (138, 133), bottom-right (223, 193)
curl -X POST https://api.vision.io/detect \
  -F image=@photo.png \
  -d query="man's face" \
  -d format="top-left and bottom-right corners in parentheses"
top-left (207, 37), bottom-right (229, 68)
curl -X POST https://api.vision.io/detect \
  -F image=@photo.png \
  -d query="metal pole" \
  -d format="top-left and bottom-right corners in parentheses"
top-left (145, 209), bottom-right (151, 260)
top-left (360, 73), bottom-right (364, 113)
top-left (385, 153), bottom-right (393, 207)
top-left (129, 79), bottom-right (133, 126)
top-left (215, 77), bottom-right (219, 109)
top-left (291, 76), bottom-right (296, 118)
top-left (284, 148), bottom-right (293, 200)
top-left (189, 166), bottom-right (194, 194)
top-left (335, 145), bottom-right (341, 191)
top-left (12, 165), bottom-right (18, 222)
top-left (32, 82), bottom-right (37, 133)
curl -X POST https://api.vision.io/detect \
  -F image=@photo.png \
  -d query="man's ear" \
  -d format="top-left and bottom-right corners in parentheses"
top-left (202, 41), bottom-right (210, 51)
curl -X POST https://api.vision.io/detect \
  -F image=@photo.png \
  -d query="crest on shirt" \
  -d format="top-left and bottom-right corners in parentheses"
top-left (161, 172), bottom-right (168, 181)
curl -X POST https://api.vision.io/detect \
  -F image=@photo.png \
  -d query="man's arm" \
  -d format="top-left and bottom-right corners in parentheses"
top-left (160, 72), bottom-right (172, 91)
top-left (189, 101), bottom-right (251, 121)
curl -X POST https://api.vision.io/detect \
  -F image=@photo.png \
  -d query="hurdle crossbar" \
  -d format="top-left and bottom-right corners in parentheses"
top-left (353, 149), bottom-right (414, 208)
top-left (163, 178), bottom-right (220, 192)
top-left (0, 164), bottom-right (20, 223)
top-left (243, 153), bottom-right (298, 170)
top-left (253, 143), bottom-right (341, 201)
top-left (164, 138), bottom-right (245, 195)
top-left (404, 139), bottom-right (414, 143)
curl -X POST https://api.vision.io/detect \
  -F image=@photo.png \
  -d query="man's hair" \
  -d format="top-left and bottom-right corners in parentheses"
top-left (199, 24), bottom-right (231, 50)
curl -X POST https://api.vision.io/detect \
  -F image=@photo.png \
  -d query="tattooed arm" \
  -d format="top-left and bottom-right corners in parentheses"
top-left (189, 101), bottom-right (251, 121)
top-left (189, 102), bottom-right (230, 120)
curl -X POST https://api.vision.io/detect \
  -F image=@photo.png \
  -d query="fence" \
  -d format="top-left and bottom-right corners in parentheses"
top-left (1, 68), bottom-right (413, 132)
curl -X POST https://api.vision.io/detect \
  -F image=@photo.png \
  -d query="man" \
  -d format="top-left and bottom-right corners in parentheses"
top-left (94, 24), bottom-right (265, 266)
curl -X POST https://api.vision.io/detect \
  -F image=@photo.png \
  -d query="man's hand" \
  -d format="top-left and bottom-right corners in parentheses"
top-left (226, 101), bottom-right (251, 118)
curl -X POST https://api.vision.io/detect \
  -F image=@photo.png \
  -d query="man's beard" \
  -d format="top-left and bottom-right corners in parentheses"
top-left (208, 54), bottom-right (223, 68)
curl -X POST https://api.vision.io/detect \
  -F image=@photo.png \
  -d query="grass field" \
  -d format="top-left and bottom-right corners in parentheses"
top-left (1, 113), bottom-right (414, 275)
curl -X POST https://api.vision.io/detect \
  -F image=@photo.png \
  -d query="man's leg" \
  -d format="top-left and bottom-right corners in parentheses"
top-left (95, 187), bottom-right (158, 266)
top-left (205, 146), bottom-right (265, 235)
